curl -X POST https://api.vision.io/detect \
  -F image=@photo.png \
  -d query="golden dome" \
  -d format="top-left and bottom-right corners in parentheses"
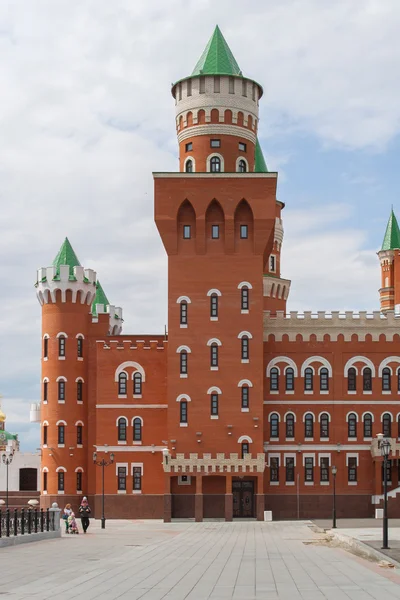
top-left (0, 410), bottom-right (5, 423)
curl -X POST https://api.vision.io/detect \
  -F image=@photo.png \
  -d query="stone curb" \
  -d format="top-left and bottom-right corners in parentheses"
top-left (0, 529), bottom-right (61, 549)
top-left (327, 529), bottom-right (400, 570)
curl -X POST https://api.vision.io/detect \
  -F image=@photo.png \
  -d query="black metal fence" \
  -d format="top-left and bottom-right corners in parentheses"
top-left (0, 508), bottom-right (55, 538)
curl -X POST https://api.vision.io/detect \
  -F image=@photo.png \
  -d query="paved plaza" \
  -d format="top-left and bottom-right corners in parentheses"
top-left (2, 520), bottom-right (400, 599)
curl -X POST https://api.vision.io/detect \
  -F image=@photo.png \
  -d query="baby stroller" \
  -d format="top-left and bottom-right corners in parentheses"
top-left (67, 513), bottom-right (79, 534)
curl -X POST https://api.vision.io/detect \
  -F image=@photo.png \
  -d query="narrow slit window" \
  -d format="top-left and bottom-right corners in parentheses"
top-left (241, 287), bottom-right (249, 310)
top-left (240, 225), bottom-right (248, 239)
top-left (180, 301), bottom-right (188, 325)
top-left (183, 225), bottom-right (191, 239)
top-left (211, 225), bottom-right (220, 239)
top-left (210, 344), bottom-right (218, 368)
top-left (210, 393), bottom-right (218, 416)
top-left (180, 401), bottom-right (188, 424)
top-left (180, 350), bottom-right (188, 375)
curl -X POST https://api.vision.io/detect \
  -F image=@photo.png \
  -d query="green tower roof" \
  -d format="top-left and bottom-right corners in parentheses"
top-left (91, 280), bottom-right (110, 316)
top-left (381, 209), bottom-right (400, 251)
top-left (191, 25), bottom-right (242, 77)
top-left (52, 237), bottom-right (81, 277)
top-left (254, 139), bottom-right (268, 173)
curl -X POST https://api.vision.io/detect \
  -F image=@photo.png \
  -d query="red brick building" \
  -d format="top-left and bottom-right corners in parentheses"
top-left (32, 27), bottom-right (400, 520)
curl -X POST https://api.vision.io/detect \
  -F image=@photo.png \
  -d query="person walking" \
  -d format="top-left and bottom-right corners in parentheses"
top-left (63, 503), bottom-right (72, 534)
top-left (79, 497), bottom-right (91, 533)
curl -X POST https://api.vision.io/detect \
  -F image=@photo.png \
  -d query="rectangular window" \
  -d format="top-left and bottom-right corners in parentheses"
top-left (214, 76), bottom-right (220, 93)
top-left (58, 425), bottom-right (65, 445)
top-left (43, 381), bottom-right (48, 402)
top-left (133, 467), bottom-right (142, 491)
top-left (211, 225), bottom-right (219, 239)
top-left (77, 338), bottom-right (83, 358)
top-left (77, 381), bottom-right (82, 402)
top-left (240, 225), bottom-right (248, 239)
top-left (199, 76), bottom-right (205, 94)
top-left (348, 457), bottom-right (357, 482)
top-left (76, 472), bottom-right (82, 491)
top-left (180, 401), bottom-right (188, 423)
top-left (43, 425), bottom-right (48, 446)
top-left (77, 425), bottom-right (83, 445)
top-left (305, 457), bottom-right (314, 482)
top-left (270, 255), bottom-right (276, 272)
top-left (241, 337), bottom-right (249, 360)
top-left (210, 139), bottom-right (221, 148)
top-left (241, 386), bottom-right (249, 408)
top-left (58, 472), bottom-right (64, 491)
top-left (118, 466), bottom-right (127, 491)
top-left (242, 80), bottom-right (247, 97)
top-left (241, 287), bottom-right (249, 310)
top-left (320, 457), bottom-right (329, 482)
top-left (229, 76), bottom-right (235, 94)
top-left (211, 393), bottom-right (218, 416)
top-left (180, 302), bottom-right (187, 325)
top-left (187, 79), bottom-right (192, 96)
top-left (180, 351), bottom-right (187, 375)
top-left (183, 225), bottom-right (191, 239)
top-left (210, 345), bottom-right (218, 367)
top-left (58, 381), bottom-right (65, 401)
top-left (185, 142), bottom-right (192, 152)
top-left (44, 337), bottom-right (48, 359)
top-left (285, 457), bottom-right (295, 482)
top-left (58, 337), bottom-right (66, 357)
top-left (210, 295), bottom-right (218, 318)
top-left (270, 457), bottom-right (279, 482)
top-left (43, 471), bottom-right (48, 492)
top-left (239, 142), bottom-right (247, 152)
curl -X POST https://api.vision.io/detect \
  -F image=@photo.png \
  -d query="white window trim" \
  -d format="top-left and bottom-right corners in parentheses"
top-left (237, 281), bottom-right (252, 290)
top-left (236, 156), bottom-right (249, 173)
top-left (206, 152), bottom-right (224, 173)
top-left (267, 357), bottom-right (298, 377)
top-left (184, 156), bottom-right (196, 173)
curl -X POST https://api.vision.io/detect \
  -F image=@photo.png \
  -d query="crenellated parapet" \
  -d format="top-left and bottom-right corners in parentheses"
top-left (93, 305), bottom-right (123, 335)
top-left (264, 310), bottom-right (400, 342)
top-left (36, 265), bottom-right (96, 305)
top-left (163, 452), bottom-right (265, 474)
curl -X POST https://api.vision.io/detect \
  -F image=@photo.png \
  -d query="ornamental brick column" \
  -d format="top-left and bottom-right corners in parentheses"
top-left (256, 473), bottom-right (264, 521)
top-left (225, 474), bottom-right (233, 521)
top-left (164, 474), bottom-right (172, 523)
top-left (195, 474), bottom-right (203, 522)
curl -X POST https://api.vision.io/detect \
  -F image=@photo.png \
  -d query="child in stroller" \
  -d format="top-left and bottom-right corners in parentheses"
top-left (67, 512), bottom-right (79, 534)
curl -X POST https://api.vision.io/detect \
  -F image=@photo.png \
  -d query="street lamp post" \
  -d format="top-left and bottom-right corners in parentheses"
top-left (2, 448), bottom-right (15, 509)
top-left (93, 451), bottom-right (114, 529)
top-left (331, 465), bottom-right (337, 529)
top-left (380, 437), bottom-right (391, 550)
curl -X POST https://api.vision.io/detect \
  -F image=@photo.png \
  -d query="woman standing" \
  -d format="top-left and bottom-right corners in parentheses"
top-left (79, 497), bottom-right (91, 533)
top-left (63, 503), bottom-right (72, 534)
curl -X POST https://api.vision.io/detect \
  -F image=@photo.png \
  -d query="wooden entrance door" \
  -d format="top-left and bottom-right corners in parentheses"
top-left (232, 481), bottom-right (254, 518)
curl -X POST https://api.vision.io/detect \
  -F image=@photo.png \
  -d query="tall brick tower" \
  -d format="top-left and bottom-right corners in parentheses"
top-left (378, 208), bottom-right (400, 312)
top-left (155, 26), bottom-right (287, 521)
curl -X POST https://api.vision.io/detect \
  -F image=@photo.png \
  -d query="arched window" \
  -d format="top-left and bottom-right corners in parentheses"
top-left (304, 414), bottom-right (314, 438)
top-left (241, 441), bottom-right (249, 458)
top-left (241, 336), bottom-right (249, 360)
top-left (133, 418), bottom-right (142, 441)
top-left (118, 372), bottom-right (127, 395)
top-left (348, 413), bottom-right (357, 438)
top-left (43, 424), bottom-right (48, 445)
top-left (58, 335), bottom-right (66, 358)
top-left (270, 414), bottom-right (279, 438)
top-left (241, 286), bottom-right (249, 310)
top-left (185, 159), bottom-right (193, 173)
top-left (304, 368), bottom-right (313, 391)
top-left (58, 471), bottom-right (65, 491)
top-left (118, 418), bottom-right (127, 442)
top-left (383, 413), bottom-right (392, 437)
top-left (210, 294), bottom-right (218, 318)
top-left (210, 156), bottom-right (221, 173)
top-left (43, 336), bottom-right (49, 359)
top-left (77, 337), bottom-right (83, 358)
top-left (382, 367), bottom-right (391, 391)
top-left (43, 380), bottom-right (48, 402)
top-left (286, 414), bottom-right (295, 438)
top-left (180, 301), bottom-right (188, 325)
top-left (58, 424), bottom-right (65, 445)
top-left (320, 413), bottom-right (329, 438)
top-left (320, 368), bottom-right (329, 391)
top-left (76, 381), bottom-right (83, 402)
top-left (210, 344), bottom-right (218, 368)
top-left (398, 414), bottom-right (400, 438)
top-left (180, 351), bottom-right (188, 375)
top-left (76, 424), bottom-right (83, 445)
top-left (348, 367), bottom-right (356, 391)
top-left (363, 414), bottom-right (373, 438)
top-left (270, 368), bottom-right (279, 391)
top-left (241, 385), bottom-right (249, 409)
top-left (285, 368), bottom-right (294, 391)
top-left (58, 380), bottom-right (65, 402)
top-left (180, 401), bottom-right (188, 424)
top-left (238, 159), bottom-right (246, 173)
top-left (210, 393), bottom-right (219, 416)
top-left (398, 370), bottom-right (400, 392)
top-left (363, 367), bottom-right (372, 391)
top-left (133, 373), bottom-right (142, 395)
top-left (76, 471), bottom-right (82, 492)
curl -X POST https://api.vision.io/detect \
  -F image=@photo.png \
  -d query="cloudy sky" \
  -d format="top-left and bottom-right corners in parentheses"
top-left (1, 0), bottom-right (399, 450)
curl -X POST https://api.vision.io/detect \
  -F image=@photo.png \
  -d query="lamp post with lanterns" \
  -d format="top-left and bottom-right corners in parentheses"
top-left (93, 451), bottom-right (114, 529)
top-left (379, 435), bottom-right (391, 550)
top-left (2, 447), bottom-right (15, 509)
top-left (331, 465), bottom-right (337, 529)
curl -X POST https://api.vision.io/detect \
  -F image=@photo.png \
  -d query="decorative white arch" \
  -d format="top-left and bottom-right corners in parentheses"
top-left (132, 416), bottom-right (144, 425)
top-left (236, 156), bottom-right (249, 173)
top-left (56, 376), bottom-right (67, 382)
top-left (206, 152), bottom-right (224, 173)
top-left (207, 338), bottom-right (222, 346)
top-left (207, 386), bottom-right (222, 395)
top-left (379, 357), bottom-right (400, 376)
top-left (207, 288), bottom-right (222, 297)
top-left (176, 345), bottom-right (191, 353)
top-left (238, 379), bottom-right (253, 387)
top-left (268, 412), bottom-right (280, 422)
top-left (42, 377), bottom-right (49, 383)
top-left (56, 466), bottom-right (67, 472)
top-left (237, 281), bottom-right (253, 290)
top-left (362, 411), bottom-right (374, 422)
top-left (75, 420), bottom-right (84, 426)
top-left (75, 377), bottom-right (84, 383)
top-left (301, 356), bottom-right (332, 377)
top-left (56, 420), bottom-right (67, 426)
top-left (42, 420), bottom-right (49, 426)
top-left (184, 156), bottom-right (196, 172)
top-left (42, 467), bottom-right (49, 473)
top-left (344, 356), bottom-right (376, 377)
top-left (75, 333), bottom-right (85, 339)
top-left (56, 332), bottom-right (68, 338)
top-left (238, 435), bottom-right (253, 443)
top-left (176, 394), bottom-right (191, 402)
top-left (346, 411), bottom-right (358, 422)
top-left (266, 357), bottom-right (298, 377)
top-left (43, 333), bottom-right (50, 339)
top-left (115, 361), bottom-right (146, 382)
top-left (75, 467), bottom-right (84, 473)
top-left (284, 411), bottom-right (296, 422)
top-left (116, 415), bottom-right (128, 425)
top-left (238, 331), bottom-right (253, 339)
top-left (381, 411), bottom-right (393, 420)
top-left (176, 296), bottom-right (191, 304)
top-left (302, 411), bottom-right (315, 422)
top-left (318, 411), bottom-right (331, 422)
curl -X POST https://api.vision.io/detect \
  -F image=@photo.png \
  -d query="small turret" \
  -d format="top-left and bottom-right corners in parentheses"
top-left (91, 280), bottom-right (123, 335)
top-left (378, 209), bottom-right (400, 312)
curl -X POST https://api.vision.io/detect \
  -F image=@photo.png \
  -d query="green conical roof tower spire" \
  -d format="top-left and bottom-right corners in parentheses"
top-left (91, 280), bottom-right (110, 316)
top-left (381, 209), bottom-right (400, 251)
top-left (52, 237), bottom-right (81, 277)
top-left (254, 139), bottom-right (268, 173)
top-left (191, 25), bottom-right (243, 77)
